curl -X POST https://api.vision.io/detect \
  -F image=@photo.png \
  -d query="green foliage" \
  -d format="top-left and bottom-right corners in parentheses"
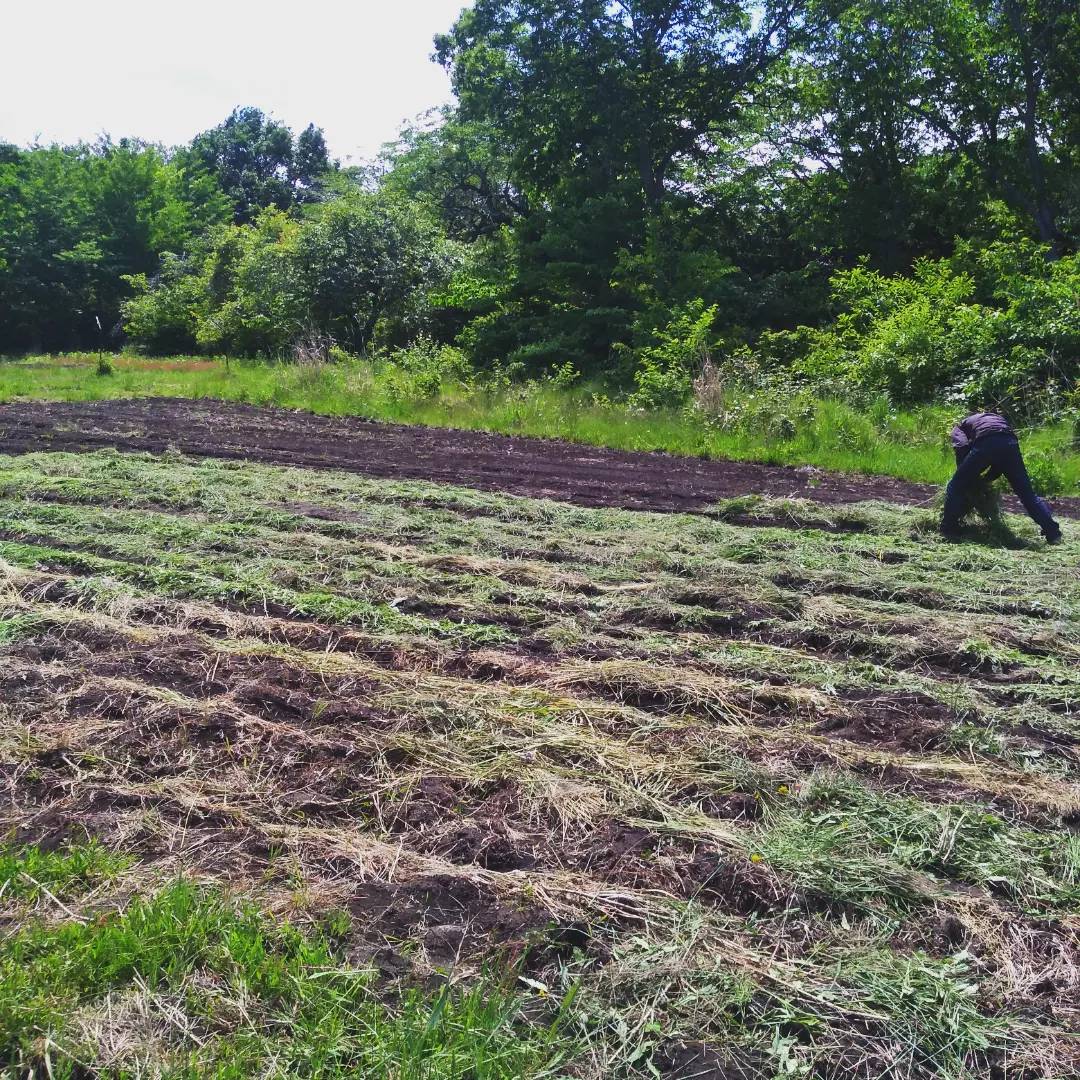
top-left (123, 195), bottom-right (460, 357)
top-left (1026, 452), bottom-right (1067, 498)
top-left (0, 855), bottom-right (574, 1078)
top-left (379, 109), bottom-right (525, 242)
top-left (380, 335), bottom-right (471, 398)
top-left (745, 239), bottom-right (1080, 417)
top-left (6, 0), bottom-right (1080, 403)
top-left (765, 775), bottom-right (1080, 914)
top-left (5, 354), bottom-right (1080, 492)
top-left (181, 106), bottom-right (334, 224)
top-left (0, 840), bottom-right (132, 902)
top-left (122, 254), bottom-right (205, 355)
top-left (0, 140), bottom-right (228, 352)
top-left (838, 951), bottom-right (1006, 1075)
top-left (628, 301), bottom-right (718, 409)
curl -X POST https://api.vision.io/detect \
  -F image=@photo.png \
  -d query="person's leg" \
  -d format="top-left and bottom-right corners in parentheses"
top-left (998, 440), bottom-right (1062, 540)
top-left (942, 445), bottom-right (993, 534)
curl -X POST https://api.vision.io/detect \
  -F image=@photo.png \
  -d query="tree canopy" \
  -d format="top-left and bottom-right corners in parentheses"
top-left (4, 2), bottom-right (1080, 414)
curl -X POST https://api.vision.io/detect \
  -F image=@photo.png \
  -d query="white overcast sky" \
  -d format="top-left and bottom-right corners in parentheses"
top-left (1, 0), bottom-right (471, 162)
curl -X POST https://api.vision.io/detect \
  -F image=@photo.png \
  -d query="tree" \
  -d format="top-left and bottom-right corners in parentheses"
top-left (124, 193), bottom-right (459, 356)
top-left (0, 140), bottom-right (228, 352)
top-left (804, 0), bottom-right (1080, 254)
top-left (436, 0), bottom-right (803, 210)
top-left (428, 1), bottom-right (806, 368)
top-left (380, 109), bottom-right (527, 241)
top-left (183, 107), bottom-right (335, 224)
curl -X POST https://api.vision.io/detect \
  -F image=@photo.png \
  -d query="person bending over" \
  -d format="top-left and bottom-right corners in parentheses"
top-left (941, 412), bottom-right (1062, 544)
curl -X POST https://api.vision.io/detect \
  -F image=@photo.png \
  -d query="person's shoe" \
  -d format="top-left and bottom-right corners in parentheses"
top-left (1045, 533), bottom-right (1063, 546)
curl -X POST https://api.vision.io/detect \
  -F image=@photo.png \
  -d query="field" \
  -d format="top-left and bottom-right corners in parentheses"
top-left (2, 405), bottom-right (1080, 1078)
top-left (4, 352), bottom-right (1080, 493)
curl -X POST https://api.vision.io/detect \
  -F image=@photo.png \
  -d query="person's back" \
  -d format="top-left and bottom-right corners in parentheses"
top-left (942, 410), bottom-right (1062, 544)
top-left (951, 412), bottom-right (1012, 452)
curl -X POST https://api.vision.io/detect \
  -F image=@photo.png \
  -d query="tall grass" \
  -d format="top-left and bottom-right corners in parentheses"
top-left (2, 353), bottom-right (1078, 491)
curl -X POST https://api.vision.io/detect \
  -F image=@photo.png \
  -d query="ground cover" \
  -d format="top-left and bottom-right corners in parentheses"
top-left (1, 446), bottom-right (1079, 1078)
top-left (3, 353), bottom-right (1079, 492)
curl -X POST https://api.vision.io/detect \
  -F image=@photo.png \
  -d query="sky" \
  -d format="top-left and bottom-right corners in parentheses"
top-left (0, 0), bottom-right (471, 162)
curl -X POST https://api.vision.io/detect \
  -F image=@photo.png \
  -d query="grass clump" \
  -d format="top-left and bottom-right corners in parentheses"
top-left (0, 840), bottom-right (132, 903)
top-left (0, 612), bottom-right (38, 644)
top-left (0, 859), bottom-right (576, 1079)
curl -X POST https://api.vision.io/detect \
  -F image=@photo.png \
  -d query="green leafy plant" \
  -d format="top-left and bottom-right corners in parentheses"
top-left (628, 300), bottom-right (718, 409)
top-left (1025, 451), bottom-right (1067, 497)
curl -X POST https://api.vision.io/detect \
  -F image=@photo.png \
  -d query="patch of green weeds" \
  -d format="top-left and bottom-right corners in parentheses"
top-left (939, 719), bottom-right (1006, 758)
top-left (0, 840), bottom-right (132, 903)
top-left (756, 776), bottom-right (1080, 915)
top-left (0, 865), bottom-right (577, 1079)
top-left (832, 950), bottom-right (1007, 1079)
top-left (0, 613), bottom-right (38, 644)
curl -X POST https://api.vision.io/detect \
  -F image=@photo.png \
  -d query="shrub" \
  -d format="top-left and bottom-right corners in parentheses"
top-left (121, 256), bottom-right (203, 355)
top-left (292, 332), bottom-right (333, 366)
top-left (548, 361), bottom-right (581, 388)
top-left (628, 300), bottom-right (718, 409)
top-left (381, 336), bottom-right (471, 398)
top-left (738, 235), bottom-right (1080, 423)
top-left (124, 195), bottom-right (459, 358)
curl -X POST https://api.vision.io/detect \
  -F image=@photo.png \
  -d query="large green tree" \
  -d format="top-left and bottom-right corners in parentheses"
top-left (183, 107), bottom-right (335, 224)
top-left (430, 1), bottom-right (806, 368)
top-left (921, 0), bottom-right (1080, 252)
top-left (437, 0), bottom-right (803, 209)
top-left (0, 140), bottom-right (227, 352)
top-left (795, 0), bottom-right (1080, 256)
top-left (380, 109), bottom-right (526, 242)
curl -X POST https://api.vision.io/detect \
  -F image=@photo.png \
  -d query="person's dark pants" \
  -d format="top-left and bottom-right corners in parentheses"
top-left (942, 433), bottom-right (1061, 539)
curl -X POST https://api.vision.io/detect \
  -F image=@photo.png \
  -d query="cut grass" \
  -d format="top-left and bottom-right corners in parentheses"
top-left (1, 447), bottom-right (1079, 1078)
top-left (757, 774), bottom-right (1080, 916)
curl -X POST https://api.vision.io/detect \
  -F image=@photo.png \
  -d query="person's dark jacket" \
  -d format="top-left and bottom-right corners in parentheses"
top-left (950, 413), bottom-right (1013, 461)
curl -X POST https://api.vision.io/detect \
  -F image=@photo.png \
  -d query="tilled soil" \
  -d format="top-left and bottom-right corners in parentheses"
top-left (4, 411), bottom-right (1079, 1078)
top-left (7, 396), bottom-right (1074, 517)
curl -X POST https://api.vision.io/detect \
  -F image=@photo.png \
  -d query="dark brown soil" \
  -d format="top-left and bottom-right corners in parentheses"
top-left (344, 875), bottom-right (561, 971)
top-left (6, 397), bottom-right (1074, 518)
top-left (654, 1042), bottom-right (769, 1080)
top-left (815, 691), bottom-right (953, 752)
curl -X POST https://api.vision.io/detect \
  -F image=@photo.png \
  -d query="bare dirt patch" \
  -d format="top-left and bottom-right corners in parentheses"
top-left (815, 691), bottom-right (952, 752)
top-left (7, 396), bottom-right (1074, 517)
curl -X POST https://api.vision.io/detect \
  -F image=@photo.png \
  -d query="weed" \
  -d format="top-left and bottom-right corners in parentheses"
top-left (0, 840), bottom-right (132, 903)
top-left (0, 862), bottom-right (575, 1078)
